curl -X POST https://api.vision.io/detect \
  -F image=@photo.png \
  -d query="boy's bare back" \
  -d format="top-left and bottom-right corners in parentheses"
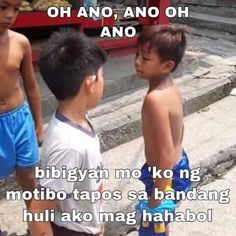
top-left (0, 30), bottom-right (32, 113)
top-left (142, 80), bottom-right (184, 168)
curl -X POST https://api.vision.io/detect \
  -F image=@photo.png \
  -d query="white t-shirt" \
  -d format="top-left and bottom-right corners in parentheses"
top-left (39, 112), bottom-right (103, 234)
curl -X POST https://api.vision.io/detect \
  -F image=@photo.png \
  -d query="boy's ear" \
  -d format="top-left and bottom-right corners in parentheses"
top-left (164, 60), bottom-right (175, 72)
top-left (84, 75), bottom-right (97, 94)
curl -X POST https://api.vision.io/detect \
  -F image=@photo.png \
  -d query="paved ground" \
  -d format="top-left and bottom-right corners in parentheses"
top-left (0, 95), bottom-right (235, 235)
top-left (127, 166), bottom-right (236, 236)
top-left (1, 167), bottom-right (235, 236)
top-left (1, 20), bottom-right (236, 235)
top-left (171, 166), bottom-right (236, 236)
top-left (102, 95), bottom-right (236, 235)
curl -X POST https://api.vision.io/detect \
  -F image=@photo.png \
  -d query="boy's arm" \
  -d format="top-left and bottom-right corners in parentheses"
top-left (142, 93), bottom-right (175, 208)
top-left (28, 198), bottom-right (57, 236)
top-left (20, 37), bottom-right (43, 145)
top-left (31, 149), bottom-right (80, 235)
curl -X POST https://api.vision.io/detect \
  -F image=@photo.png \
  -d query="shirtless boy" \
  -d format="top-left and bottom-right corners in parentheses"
top-left (135, 25), bottom-right (191, 235)
top-left (0, 0), bottom-right (43, 206)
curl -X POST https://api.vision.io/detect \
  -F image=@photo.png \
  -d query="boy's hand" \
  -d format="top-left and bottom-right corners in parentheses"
top-left (135, 199), bottom-right (176, 216)
top-left (36, 127), bottom-right (44, 147)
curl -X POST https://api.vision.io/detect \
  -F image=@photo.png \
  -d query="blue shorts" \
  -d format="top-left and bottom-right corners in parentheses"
top-left (139, 150), bottom-right (191, 236)
top-left (0, 102), bottom-right (39, 179)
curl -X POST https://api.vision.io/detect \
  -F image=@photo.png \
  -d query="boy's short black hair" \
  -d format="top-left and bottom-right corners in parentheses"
top-left (39, 28), bottom-right (107, 101)
top-left (137, 25), bottom-right (189, 71)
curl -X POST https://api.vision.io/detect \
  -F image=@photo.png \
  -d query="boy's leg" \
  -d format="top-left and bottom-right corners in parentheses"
top-left (15, 167), bottom-right (37, 208)
top-left (139, 221), bottom-right (167, 236)
top-left (14, 102), bottom-right (39, 209)
top-left (0, 115), bottom-right (16, 179)
top-left (165, 225), bottom-right (169, 236)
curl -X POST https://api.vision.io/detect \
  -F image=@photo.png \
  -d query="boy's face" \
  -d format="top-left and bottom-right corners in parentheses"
top-left (87, 67), bottom-right (104, 109)
top-left (134, 45), bottom-right (174, 80)
top-left (0, 0), bottom-right (21, 32)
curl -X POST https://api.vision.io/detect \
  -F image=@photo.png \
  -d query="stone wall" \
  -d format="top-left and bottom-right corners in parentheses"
top-left (171, 0), bottom-right (236, 33)
top-left (172, 0), bottom-right (236, 17)
top-left (177, 0), bottom-right (236, 7)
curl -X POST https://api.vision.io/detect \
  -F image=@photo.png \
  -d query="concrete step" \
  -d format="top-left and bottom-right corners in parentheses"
top-left (173, 12), bottom-right (236, 34)
top-left (185, 32), bottom-right (236, 59)
top-left (21, 47), bottom-right (236, 154)
top-left (91, 49), bottom-right (236, 152)
top-left (173, 0), bottom-right (236, 18)
top-left (38, 30), bottom-right (236, 121)
top-left (40, 50), bottom-right (234, 121)
top-left (39, 51), bottom-right (199, 120)
top-left (177, 3), bottom-right (236, 18)
top-left (177, 0), bottom-right (236, 7)
top-left (174, 23), bottom-right (236, 43)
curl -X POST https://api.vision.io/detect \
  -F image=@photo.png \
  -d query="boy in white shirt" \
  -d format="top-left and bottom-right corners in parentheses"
top-left (28, 28), bottom-right (107, 236)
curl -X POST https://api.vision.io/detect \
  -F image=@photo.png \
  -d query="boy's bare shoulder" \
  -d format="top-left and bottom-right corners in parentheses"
top-left (144, 90), bottom-right (167, 109)
top-left (9, 30), bottom-right (30, 48)
top-left (145, 85), bottom-right (182, 107)
top-left (142, 90), bottom-right (168, 119)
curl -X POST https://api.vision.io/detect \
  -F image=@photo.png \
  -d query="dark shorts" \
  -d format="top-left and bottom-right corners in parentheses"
top-left (51, 223), bottom-right (99, 236)
top-left (138, 149), bottom-right (191, 235)
top-left (0, 102), bottom-right (39, 179)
